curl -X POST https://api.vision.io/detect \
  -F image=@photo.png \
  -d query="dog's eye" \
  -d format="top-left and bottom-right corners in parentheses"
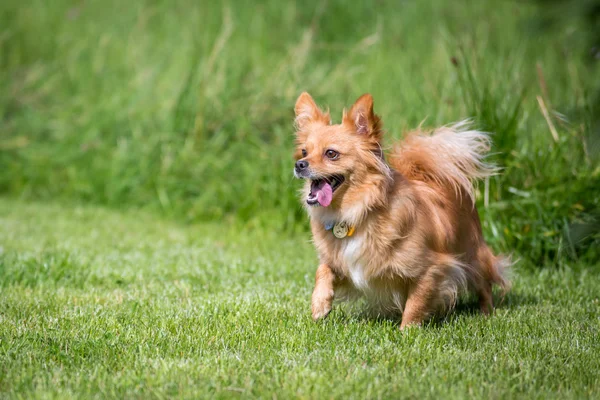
top-left (325, 149), bottom-right (339, 160)
top-left (301, 149), bottom-right (307, 157)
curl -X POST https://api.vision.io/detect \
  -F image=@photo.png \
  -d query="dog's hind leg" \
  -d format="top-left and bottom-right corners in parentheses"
top-left (400, 256), bottom-right (467, 329)
top-left (467, 257), bottom-right (494, 315)
top-left (477, 281), bottom-right (493, 315)
top-left (400, 265), bottom-right (447, 329)
top-left (475, 245), bottom-right (511, 314)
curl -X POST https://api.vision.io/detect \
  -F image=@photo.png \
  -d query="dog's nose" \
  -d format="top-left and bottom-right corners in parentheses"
top-left (295, 160), bottom-right (309, 171)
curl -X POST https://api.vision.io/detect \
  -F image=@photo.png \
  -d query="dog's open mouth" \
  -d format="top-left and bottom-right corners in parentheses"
top-left (307, 175), bottom-right (345, 207)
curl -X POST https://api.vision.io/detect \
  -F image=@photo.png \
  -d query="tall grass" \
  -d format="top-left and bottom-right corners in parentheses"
top-left (1, 0), bottom-right (598, 264)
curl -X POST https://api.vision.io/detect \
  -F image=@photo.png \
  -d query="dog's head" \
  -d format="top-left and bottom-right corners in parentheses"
top-left (293, 92), bottom-right (391, 213)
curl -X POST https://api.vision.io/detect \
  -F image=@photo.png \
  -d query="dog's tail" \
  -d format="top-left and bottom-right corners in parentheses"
top-left (389, 120), bottom-right (497, 201)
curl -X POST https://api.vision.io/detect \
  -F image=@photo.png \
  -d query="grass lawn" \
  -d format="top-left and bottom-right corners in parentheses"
top-left (1, 199), bottom-right (599, 399)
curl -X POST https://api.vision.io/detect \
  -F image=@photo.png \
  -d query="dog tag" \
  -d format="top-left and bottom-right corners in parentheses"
top-left (347, 225), bottom-right (355, 237)
top-left (333, 222), bottom-right (349, 238)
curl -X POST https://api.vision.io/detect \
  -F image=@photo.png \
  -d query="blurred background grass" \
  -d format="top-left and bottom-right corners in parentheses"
top-left (1, 0), bottom-right (599, 266)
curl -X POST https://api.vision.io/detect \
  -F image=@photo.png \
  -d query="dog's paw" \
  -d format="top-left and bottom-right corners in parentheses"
top-left (399, 321), bottom-right (422, 331)
top-left (311, 303), bottom-right (332, 321)
top-left (311, 289), bottom-right (334, 321)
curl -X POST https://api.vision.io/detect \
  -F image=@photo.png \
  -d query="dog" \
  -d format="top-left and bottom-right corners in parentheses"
top-left (293, 92), bottom-right (510, 328)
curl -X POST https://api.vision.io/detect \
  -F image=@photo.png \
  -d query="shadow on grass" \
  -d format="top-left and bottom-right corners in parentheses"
top-left (435, 291), bottom-right (538, 328)
top-left (456, 290), bottom-right (538, 313)
top-left (329, 290), bottom-right (538, 328)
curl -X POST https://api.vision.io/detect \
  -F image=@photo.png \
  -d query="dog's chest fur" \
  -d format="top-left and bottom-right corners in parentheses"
top-left (309, 206), bottom-right (404, 291)
top-left (340, 235), bottom-right (369, 289)
top-left (313, 223), bottom-right (373, 290)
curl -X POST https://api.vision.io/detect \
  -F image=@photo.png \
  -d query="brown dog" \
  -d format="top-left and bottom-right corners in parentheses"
top-left (293, 92), bottom-right (510, 328)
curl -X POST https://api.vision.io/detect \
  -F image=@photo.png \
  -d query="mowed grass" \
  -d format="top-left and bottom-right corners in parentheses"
top-left (1, 0), bottom-right (599, 264)
top-left (1, 199), bottom-right (599, 399)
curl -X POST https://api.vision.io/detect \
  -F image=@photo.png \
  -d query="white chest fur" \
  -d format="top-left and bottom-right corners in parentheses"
top-left (341, 235), bottom-right (369, 290)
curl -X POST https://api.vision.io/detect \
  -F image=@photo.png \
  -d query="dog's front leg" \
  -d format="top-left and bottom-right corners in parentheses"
top-left (311, 263), bottom-right (336, 321)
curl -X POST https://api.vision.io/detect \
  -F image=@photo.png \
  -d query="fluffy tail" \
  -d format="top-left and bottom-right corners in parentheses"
top-left (389, 120), bottom-right (497, 201)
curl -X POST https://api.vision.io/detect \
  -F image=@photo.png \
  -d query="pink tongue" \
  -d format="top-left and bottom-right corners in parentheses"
top-left (316, 182), bottom-right (333, 207)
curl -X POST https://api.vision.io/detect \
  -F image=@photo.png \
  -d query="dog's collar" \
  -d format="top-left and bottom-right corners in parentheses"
top-left (324, 221), bottom-right (355, 238)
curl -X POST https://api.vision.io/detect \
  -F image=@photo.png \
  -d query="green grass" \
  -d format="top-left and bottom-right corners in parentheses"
top-left (1, 199), bottom-right (599, 399)
top-left (1, 0), bottom-right (599, 264)
top-left (1, 0), bottom-right (600, 398)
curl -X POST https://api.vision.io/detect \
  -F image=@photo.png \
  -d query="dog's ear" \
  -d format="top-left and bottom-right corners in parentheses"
top-left (294, 92), bottom-right (330, 130)
top-left (344, 94), bottom-right (382, 140)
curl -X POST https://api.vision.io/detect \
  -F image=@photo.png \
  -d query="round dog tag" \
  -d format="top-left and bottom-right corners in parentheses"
top-left (333, 222), bottom-right (349, 238)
